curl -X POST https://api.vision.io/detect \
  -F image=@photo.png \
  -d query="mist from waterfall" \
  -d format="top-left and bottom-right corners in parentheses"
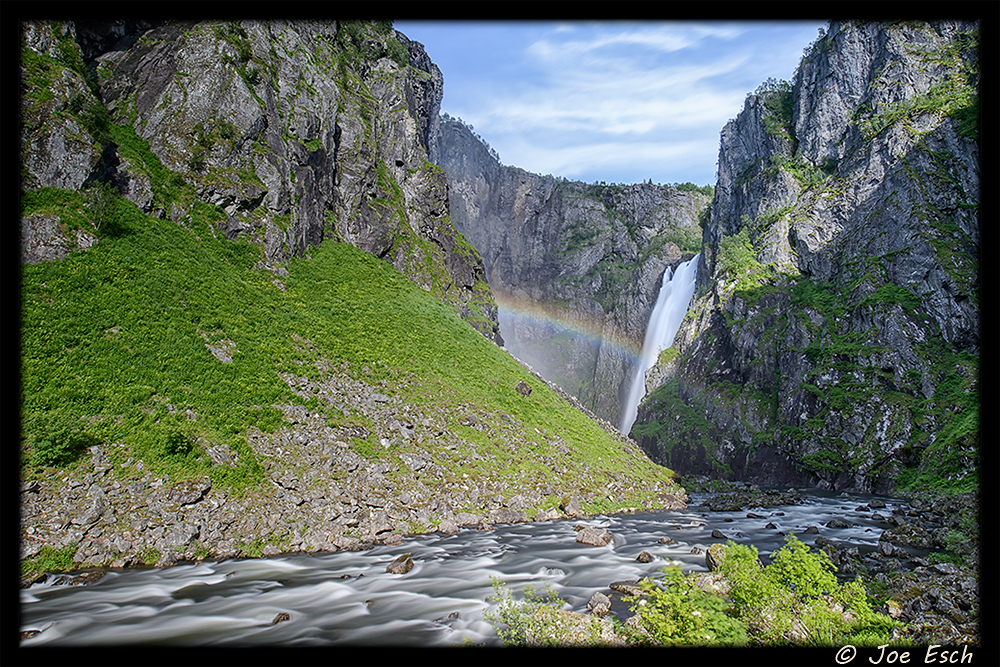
top-left (620, 254), bottom-right (700, 435)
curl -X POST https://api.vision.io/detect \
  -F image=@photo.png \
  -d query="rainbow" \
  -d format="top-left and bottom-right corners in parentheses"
top-left (492, 292), bottom-right (645, 367)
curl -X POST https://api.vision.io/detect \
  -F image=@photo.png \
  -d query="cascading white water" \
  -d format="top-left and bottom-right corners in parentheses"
top-left (619, 254), bottom-right (700, 435)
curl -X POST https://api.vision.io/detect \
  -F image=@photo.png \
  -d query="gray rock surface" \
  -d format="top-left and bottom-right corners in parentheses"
top-left (438, 118), bottom-right (709, 425)
top-left (20, 19), bottom-right (502, 342)
top-left (634, 20), bottom-right (980, 493)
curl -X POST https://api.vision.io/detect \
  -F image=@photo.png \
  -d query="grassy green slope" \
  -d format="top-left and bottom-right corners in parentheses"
top-left (20, 189), bottom-right (681, 513)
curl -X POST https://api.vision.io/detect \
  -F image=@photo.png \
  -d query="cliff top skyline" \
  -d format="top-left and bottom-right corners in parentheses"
top-left (396, 20), bottom-right (827, 188)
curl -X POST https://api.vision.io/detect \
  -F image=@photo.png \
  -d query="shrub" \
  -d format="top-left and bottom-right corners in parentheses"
top-left (27, 412), bottom-right (97, 467)
top-left (717, 227), bottom-right (765, 290)
top-left (483, 577), bottom-right (569, 646)
top-left (719, 535), bottom-right (899, 646)
top-left (85, 180), bottom-right (117, 231)
top-left (625, 567), bottom-right (748, 646)
top-left (161, 427), bottom-right (195, 458)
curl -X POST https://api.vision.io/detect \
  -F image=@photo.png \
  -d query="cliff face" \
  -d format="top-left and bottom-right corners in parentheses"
top-left (438, 119), bottom-right (709, 425)
top-left (634, 20), bottom-right (979, 493)
top-left (20, 19), bottom-right (502, 342)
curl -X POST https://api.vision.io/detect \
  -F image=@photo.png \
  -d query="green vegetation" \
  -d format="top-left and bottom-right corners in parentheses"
top-left (674, 182), bottom-right (715, 198)
top-left (334, 20), bottom-right (409, 71)
top-left (755, 77), bottom-right (795, 142)
top-left (486, 535), bottom-right (898, 647)
top-left (21, 544), bottom-right (78, 583)
top-left (861, 27), bottom-right (978, 141)
top-left (768, 152), bottom-right (828, 189)
top-left (484, 578), bottom-right (581, 646)
top-left (627, 566), bottom-right (748, 645)
top-left (21, 175), bottom-right (677, 504)
top-left (716, 536), bottom-right (899, 646)
top-left (632, 378), bottom-right (720, 466)
top-left (716, 227), bottom-right (766, 291)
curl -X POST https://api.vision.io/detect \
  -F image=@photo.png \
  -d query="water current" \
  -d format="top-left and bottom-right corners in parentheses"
top-left (19, 490), bottom-right (926, 647)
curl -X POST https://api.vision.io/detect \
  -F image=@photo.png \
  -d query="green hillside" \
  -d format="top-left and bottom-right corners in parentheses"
top-left (20, 186), bottom-right (682, 516)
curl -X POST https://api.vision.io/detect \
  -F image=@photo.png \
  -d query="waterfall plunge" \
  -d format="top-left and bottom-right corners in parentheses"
top-left (619, 254), bottom-right (700, 436)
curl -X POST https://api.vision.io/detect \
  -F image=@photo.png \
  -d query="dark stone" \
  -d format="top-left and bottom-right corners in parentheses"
top-left (386, 552), bottom-right (414, 574)
top-left (609, 581), bottom-right (645, 597)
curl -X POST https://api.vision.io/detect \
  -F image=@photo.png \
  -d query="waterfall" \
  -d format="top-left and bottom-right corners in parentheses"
top-left (619, 254), bottom-right (700, 435)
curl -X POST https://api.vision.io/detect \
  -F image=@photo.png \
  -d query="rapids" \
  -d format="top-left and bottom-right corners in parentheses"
top-left (19, 489), bottom-right (924, 647)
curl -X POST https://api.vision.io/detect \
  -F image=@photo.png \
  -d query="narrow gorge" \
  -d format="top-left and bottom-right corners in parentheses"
top-left (436, 18), bottom-right (979, 498)
top-left (437, 118), bottom-right (709, 427)
top-left (17, 15), bottom-right (983, 652)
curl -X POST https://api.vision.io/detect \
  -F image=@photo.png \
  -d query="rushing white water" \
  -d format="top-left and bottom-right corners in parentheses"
top-left (19, 491), bottom-right (913, 647)
top-left (619, 254), bottom-right (700, 435)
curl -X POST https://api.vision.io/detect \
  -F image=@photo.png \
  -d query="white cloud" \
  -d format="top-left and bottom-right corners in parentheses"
top-left (528, 22), bottom-right (746, 59)
top-left (497, 135), bottom-right (720, 184)
top-left (426, 21), bottom-right (826, 184)
top-left (467, 53), bottom-right (750, 152)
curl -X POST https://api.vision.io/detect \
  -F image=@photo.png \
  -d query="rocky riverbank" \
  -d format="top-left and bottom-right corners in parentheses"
top-left (19, 352), bottom-right (686, 588)
top-left (680, 476), bottom-right (981, 646)
top-left (499, 480), bottom-right (980, 648)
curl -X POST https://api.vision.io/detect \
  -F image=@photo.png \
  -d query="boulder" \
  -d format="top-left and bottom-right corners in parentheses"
top-left (436, 519), bottom-right (459, 534)
top-left (560, 496), bottom-right (583, 517)
top-left (534, 508), bottom-right (561, 522)
top-left (492, 508), bottom-right (529, 525)
top-left (609, 580), bottom-right (646, 597)
top-left (587, 591), bottom-right (612, 616)
top-left (386, 553), bottom-right (414, 574)
top-left (705, 543), bottom-right (728, 571)
top-left (167, 477), bottom-right (212, 506)
top-left (576, 526), bottom-right (613, 547)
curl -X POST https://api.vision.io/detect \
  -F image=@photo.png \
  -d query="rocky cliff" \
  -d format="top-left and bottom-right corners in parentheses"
top-left (19, 19), bottom-right (688, 573)
top-left (633, 20), bottom-right (980, 493)
top-left (20, 19), bottom-right (502, 342)
top-left (438, 118), bottom-right (710, 425)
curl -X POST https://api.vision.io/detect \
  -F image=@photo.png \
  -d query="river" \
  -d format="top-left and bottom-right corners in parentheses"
top-left (19, 489), bottom-right (925, 647)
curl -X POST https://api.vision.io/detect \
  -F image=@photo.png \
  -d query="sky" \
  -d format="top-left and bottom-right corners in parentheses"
top-left (395, 20), bottom-right (829, 188)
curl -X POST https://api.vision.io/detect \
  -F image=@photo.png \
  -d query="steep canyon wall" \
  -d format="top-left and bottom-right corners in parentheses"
top-left (437, 119), bottom-right (709, 425)
top-left (633, 20), bottom-right (980, 493)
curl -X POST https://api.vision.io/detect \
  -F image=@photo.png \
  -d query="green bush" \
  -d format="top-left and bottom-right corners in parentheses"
top-left (84, 180), bottom-right (117, 231)
top-left (626, 567), bottom-right (748, 646)
top-left (719, 535), bottom-right (899, 646)
top-left (484, 577), bottom-right (569, 646)
top-left (717, 227), bottom-right (765, 290)
top-left (162, 427), bottom-right (195, 458)
top-left (27, 412), bottom-right (97, 467)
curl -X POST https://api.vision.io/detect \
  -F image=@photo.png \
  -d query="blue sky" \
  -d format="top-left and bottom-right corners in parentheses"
top-left (395, 20), bottom-right (829, 187)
